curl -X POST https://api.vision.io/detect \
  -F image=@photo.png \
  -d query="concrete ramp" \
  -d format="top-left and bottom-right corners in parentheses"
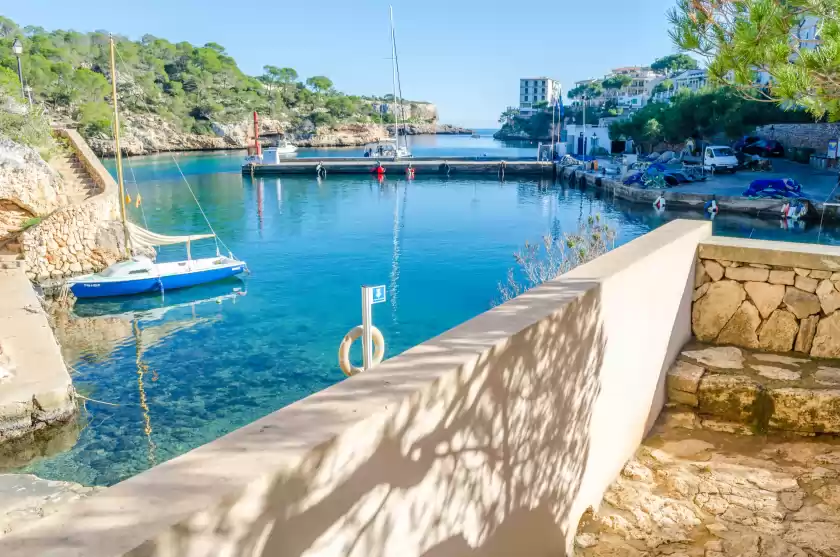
top-left (0, 268), bottom-right (75, 442)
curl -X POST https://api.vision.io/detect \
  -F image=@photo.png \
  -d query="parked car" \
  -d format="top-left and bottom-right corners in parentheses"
top-left (742, 140), bottom-right (785, 157)
top-left (733, 136), bottom-right (761, 151)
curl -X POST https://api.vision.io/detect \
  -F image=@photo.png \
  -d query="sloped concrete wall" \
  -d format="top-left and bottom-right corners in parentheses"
top-left (1, 220), bottom-right (712, 557)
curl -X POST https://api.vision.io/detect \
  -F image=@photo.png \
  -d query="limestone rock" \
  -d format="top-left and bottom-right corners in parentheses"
top-left (753, 354), bottom-right (808, 365)
top-left (704, 260), bottom-right (724, 282)
top-left (682, 346), bottom-right (744, 369)
top-left (784, 520), bottom-right (840, 556)
top-left (794, 315), bottom-right (819, 354)
top-left (669, 390), bottom-right (699, 407)
top-left (662, 411), bottom-right (699, 430)
top-left (811, 270), bottom-right (832, 280)
top-left (783, 287), bottom-right (821, 319)
top-left (717, 300), bottom-right (761, 348)
top-left (667, 361), bottom-right (706, 395)
top-left (695, 262), bottom-right (709, 288)
top-left (758, 309), bottom-right (799, 353)
top-left (770, 388), bottom-right (840, 432)
top-left (816, 279), bottom-right (840, 314)
top-left (794, 268), bottom-right (811, 277)
top-left (700, 419), bottom-right (754, 435)
top-left (812, 312), bottom-right (840, 359)
top-left (751, 365), bottom-right (801, 381)
top-left (744, 282), bottom-right (785, 319)
top-left (795, 275), bottom-right (819, 293)
top-left (693, 283), bottom-right (710, 301)
top-left (816, 367), bottom-right (840, 386)
top-left (725, 266), bottom-right (769, 282)
top-left (698, 374), bottom-right (761, 422)
top-left (769, 269), bottom-right (795, 286)
top-left (692, 281), bottom-right (746, 341)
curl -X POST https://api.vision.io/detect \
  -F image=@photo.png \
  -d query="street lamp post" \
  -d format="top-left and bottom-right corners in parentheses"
top-left (23, 85), bottom-right (33, 107)
top-left (12, 38), bottom-right (25, 101)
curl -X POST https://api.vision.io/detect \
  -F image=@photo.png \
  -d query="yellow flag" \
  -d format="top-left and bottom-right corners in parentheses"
top-left (126, 193), bottom-right (132, 204)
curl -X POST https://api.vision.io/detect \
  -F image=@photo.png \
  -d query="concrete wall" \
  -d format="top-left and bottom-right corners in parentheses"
top-left (22, 129), bottom-right (123, 282)
top-left (693, 236), bottom-right (840, 357)
top-left (0, 220), bottom-right (712, 557)
top-left (756, 123), bottom-right (840, 151)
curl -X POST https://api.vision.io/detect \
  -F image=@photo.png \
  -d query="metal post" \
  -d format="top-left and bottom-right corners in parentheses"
top-left (15, 55), bottom-right (24, 100)
top-left (582, 92), bottom-right (587, 157)
top-left (361, 286), bottom-right (373, 370)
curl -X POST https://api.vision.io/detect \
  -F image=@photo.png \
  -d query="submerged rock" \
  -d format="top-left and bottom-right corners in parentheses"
top-left (0, 474), bottom-right (101, 537)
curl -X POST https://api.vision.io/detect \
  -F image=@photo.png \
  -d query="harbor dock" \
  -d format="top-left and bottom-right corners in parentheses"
top-left (243, 157), bottom-right (555, 177)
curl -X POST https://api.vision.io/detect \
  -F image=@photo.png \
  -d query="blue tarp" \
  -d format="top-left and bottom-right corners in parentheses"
top-left (742, 178), bottom-right (804, 199)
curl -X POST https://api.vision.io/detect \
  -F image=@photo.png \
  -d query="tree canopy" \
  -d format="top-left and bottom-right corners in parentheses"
top-left (0, 16), bottom-right (432, 138)
top-left (568, 81), bottom-right (603, 99)
top-left (668, 0), bottom-right (840, 121)
top-left (609, 88), bottom-right (816, 149)
top-left (651, 53), bottom-right (698, 74)
top-left (602, 75), bottom-right (633, 89)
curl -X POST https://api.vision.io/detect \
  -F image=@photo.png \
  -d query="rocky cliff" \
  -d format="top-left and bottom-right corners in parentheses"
top-left (0, 139), bottom-right (65, 245)
top-left (83, 113), bottom-right (472, 156)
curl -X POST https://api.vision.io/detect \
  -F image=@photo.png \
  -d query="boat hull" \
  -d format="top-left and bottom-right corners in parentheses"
top-left (70, 262), bottom-right (246, 299)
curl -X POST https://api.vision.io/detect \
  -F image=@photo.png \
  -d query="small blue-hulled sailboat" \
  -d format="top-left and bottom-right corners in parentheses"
top-left (67, 36), bottom-right (247, 299)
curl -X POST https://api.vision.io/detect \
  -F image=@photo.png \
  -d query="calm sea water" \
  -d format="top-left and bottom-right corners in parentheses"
top-left (11, 133), bottom-right (840, 486)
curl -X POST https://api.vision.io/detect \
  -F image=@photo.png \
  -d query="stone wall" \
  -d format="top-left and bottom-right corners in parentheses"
top-left (755, 122), bottom-right (840, 151)
top-left (692, 237), bottom-right (840, 357)
top-left (21, 129), bottom-right (122, 282)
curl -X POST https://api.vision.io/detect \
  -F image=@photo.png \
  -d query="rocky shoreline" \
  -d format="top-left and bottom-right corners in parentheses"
top-left (82, 113), bottom-right (472, 157)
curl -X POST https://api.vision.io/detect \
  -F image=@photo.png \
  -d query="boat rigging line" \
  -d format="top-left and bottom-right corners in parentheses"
top-left (114, 44), bottom-right (237, 259)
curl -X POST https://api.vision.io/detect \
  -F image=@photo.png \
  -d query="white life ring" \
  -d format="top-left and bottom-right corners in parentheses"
top-left (653, 195), bottom-right (666, 210)
top-left (338, 325), bottom-right (385, 377)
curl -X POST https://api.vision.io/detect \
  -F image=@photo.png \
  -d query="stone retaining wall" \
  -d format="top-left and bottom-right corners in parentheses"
top-left (692, 236), bottom-right (840, 357)
top-left (21, 129), bottom-right (122, 282)
top-left (756, 122), bottom-right (840, 151)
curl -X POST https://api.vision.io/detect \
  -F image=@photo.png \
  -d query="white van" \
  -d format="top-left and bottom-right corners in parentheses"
top-left (701, 145), bottom-right (739, 173)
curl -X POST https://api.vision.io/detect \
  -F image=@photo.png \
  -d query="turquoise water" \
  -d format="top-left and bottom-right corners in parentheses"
top-left (11, 135), bottom-right (840, 486)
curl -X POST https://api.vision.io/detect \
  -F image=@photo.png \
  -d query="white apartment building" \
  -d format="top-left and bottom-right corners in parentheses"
top-left (519, 77), bottom-right (561, 116)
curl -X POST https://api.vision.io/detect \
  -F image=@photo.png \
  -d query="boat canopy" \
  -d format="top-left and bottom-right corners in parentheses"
top-left (127, 222), bottom-right (215, 250)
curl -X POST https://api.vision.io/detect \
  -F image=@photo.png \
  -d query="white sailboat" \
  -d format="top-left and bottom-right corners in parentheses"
top-left (68, 36), bottom-right (247, 299)
top-left (385, 6), bottom-right (411, 159)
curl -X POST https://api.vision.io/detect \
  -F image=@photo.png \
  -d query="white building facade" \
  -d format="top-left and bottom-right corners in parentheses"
top-left (519, 77), bottom-right (561, 116)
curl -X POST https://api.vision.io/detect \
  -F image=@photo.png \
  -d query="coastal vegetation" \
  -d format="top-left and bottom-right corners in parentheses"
top-left (669, 0), bottom-right (840, 121)
top-left (608, 87), bottom-right (815, 150)
top-left (0, 16), bottom-right (436, 146)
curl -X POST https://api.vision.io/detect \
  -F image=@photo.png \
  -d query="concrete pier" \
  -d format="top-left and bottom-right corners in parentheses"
top-left (243, 157), bottom-right (555, 177)
top-left (0, 268), bottom-right (75, 443)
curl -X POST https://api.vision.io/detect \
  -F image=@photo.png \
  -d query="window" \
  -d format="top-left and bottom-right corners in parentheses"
top-left (129, 269), bottom-right (149, 275)
top-left (713, 147), bottom-right (734, 157)
top-left (541, 95), bottom-right (545, 101)
top-left (524, 96), bottom-right (529, 101)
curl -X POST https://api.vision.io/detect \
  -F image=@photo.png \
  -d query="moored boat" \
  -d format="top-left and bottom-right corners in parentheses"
top-left (69, 36), bottom-right (247, 300)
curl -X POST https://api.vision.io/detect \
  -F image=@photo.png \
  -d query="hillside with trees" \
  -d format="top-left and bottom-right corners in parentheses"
top-left (0, 16), bottom-right (443, 154)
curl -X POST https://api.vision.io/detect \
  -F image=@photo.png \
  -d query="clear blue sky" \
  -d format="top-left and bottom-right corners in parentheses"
top-left (5, 0), bottom-right (681, 128)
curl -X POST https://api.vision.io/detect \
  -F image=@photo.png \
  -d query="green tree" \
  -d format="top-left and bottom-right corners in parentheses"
top-left (568, 81), bottom-right (603, 100)
top-left (76, 101), bottom-right (113, 137)
top-left (668, 0), bottom-right (840, 120)
top-left (498, 107), bottom-right (519, 125)
top-left (306, 76), bottom-right (333, 94)
top-left (650, 54), bottom-right (698, 74)
top-left (652, 79), bottom-right (674, 96)
top-left (602, 75), bottom-right (633, 89)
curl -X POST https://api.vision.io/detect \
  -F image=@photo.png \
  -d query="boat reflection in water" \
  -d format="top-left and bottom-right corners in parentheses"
top-left (62, 280), bottom-right (247, 467)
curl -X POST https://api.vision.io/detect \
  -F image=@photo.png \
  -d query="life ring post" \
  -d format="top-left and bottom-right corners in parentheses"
top-left (338, 284), bottom-right (388, 376)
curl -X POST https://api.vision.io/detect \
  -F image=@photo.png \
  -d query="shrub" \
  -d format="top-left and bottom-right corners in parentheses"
top-left (497, 214), bottom-right (616, 303)
top-left (76, 102), bottom-right (113, 137)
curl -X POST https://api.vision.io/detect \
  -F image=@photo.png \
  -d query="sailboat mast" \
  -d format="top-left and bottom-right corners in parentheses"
top-left (109, 35), bottom-right (130, 257)
top-left (389, 6), bottom-right (400, 150)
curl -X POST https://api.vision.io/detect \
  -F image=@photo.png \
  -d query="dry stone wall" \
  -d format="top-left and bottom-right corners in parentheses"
top-left (693, 249), bottom-right (840, 358)
top-left (21, 129), bottom-right (122, 282)
top-left (755, 122), bottom-right (840, 151)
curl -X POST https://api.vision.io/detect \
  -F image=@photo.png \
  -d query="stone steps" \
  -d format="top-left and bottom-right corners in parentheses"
top-left (49, 152), bottom-right (99, 202)
top-left (667, 343), bottom-right (840, 435)
top-left (0, 254), bottom-right (23, 270)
